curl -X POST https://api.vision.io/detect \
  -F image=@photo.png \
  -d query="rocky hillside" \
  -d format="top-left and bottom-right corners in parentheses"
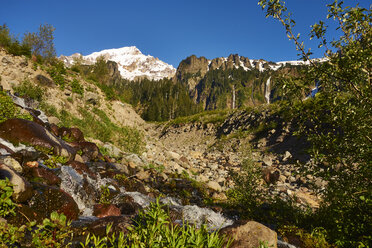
top-left (60, 46), bottom-right (176, 81)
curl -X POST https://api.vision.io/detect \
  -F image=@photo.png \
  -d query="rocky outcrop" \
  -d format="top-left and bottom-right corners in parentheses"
top-left (0, 164), bottom-right (33, 202)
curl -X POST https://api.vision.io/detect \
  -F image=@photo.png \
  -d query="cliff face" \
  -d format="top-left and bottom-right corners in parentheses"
top-left (174, 54), bottom-right (308, 110)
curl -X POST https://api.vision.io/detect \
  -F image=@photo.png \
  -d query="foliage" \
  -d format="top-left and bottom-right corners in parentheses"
top-left (0, 89), bottom-right (32, 123)
top-left (82, 199), bottom-right (231, 247)
top-left (13, 79), bottom-right (44, 102)
top-left (43, 155), bottom-right (68, 169)
top-left (31, 211), bottom-right (73, 248)
top-left (279, 225), bottom-right (331, 248)
top-left (258, 0), bottom-right (372, 246)
top-left (71, 78), bottom-right (84, 95)
top-left (23, 23), bottom-right (56, 62)
top-left (227, 154), bottom-right (265, 215)
top-left (0, 24), bottom-right (31, 57)
top-left (99, 185), bottom-right (111, 205)
top-left (47, 60), bottom-right (67, 89)
top-left (0, 179), bottom-right (17, 218)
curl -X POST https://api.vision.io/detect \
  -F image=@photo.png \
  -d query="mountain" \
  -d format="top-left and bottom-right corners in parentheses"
top-left (60, 46), bottom-right (176, 81)
top-left (174, 54), bottom-right (319, 110)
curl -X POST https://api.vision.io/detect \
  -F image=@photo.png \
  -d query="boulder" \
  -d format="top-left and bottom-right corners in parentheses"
top-left (93, 204), bottom-right (121, 218)
top-left (87, 215), bottom-right (133, 237)
top-left (67, 161), bottom-right (95, 178)
top-left (29, 184), bottom-right (79, 220)
top-left (30, 167), bottom-right (61, 185)
top-left (221, 220), bottom-right (277, 248)
top-left (0, 119), bottom-right (76, 160)
top-left (207, 181), bottom-right (222, 192)
top-left (0, 164), bottom-right (33, 202)
top-left (2, 156), bottom-right (23, 173)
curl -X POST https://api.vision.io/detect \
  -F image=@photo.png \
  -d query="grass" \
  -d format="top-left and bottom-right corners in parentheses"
top-left (40, 102), bottom-right (144, 155)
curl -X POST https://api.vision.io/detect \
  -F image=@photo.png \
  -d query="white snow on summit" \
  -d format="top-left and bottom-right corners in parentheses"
top-left (60, 46), bottom-right (176, 81)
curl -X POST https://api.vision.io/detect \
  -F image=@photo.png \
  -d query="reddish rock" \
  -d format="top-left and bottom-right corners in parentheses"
top-left (59, 127), bottom-right (85, 142)
top-left (0, 119), bottom-right (76, 160)
top-left (221, 220), bottom-right (277, 248)
top-left (69, 141), bottom-right (101, 161)
top-left (67, 161), bottom-right (95, 178)
top-left (29, 184), bottom-right (79, 220)
top-left (93, 204), bottom-right (121, 218)
top-left (116, 195), bottom-right (142, 215)
top-left (49, 123), bottom-right (59, 136)
top-left (25, 161), bottom-right (39, 168)
top-left (31, 167), bottom-right (61, 185)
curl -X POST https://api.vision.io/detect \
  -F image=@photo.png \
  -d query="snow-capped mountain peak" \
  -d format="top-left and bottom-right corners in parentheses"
top-left (60, 46), bottom-right (176, 81)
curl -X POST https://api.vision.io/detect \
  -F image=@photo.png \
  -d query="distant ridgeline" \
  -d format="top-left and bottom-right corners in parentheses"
top-left (64, 52), bottom-right (310, 122)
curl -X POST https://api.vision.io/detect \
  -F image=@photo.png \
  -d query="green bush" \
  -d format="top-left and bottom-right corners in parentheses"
top-left (47, 61), bottom-right (67, 89)
top-left (71, 78), bottom-right (84, 95)
top-left (0, 90), bottom-right (32, 123)
top-left (0, 179), bottom-right (17, 217)
top-left (0, 24), bottom-right (31, 57)
top-left (13, 79), bottom-right (43, 102)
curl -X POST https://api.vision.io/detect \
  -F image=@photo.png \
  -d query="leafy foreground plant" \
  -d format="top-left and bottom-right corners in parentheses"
top-left (258, 0), bottom-right (372, 246)
top-left (82, 199), bottom-right (231, 248)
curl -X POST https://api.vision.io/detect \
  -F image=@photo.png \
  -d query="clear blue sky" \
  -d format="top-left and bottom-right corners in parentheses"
top-left (1, 0), bottom-right (370, 67)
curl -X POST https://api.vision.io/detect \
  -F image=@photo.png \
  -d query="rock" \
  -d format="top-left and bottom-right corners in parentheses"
top-left (207, 181), bottom-right (222, 192)
top-left (93, 204), bottom-right (121, 218)
top-left (58, 127), bottom-right (85, 142)
top-left (165, 150), bottom-right (181, 160)
top-left (2, 156), bottom-right (23, 173)
top-left (67, 161), bottom-right (95, 178)
top-left (116, 196), bottom-right (142, 215)
top-left (221, 220), bottom-right (277, 248)
top-left (25, 161), bottom-right (39, 168)
top-left (103, 143), bottom-right (123, 158)
top-left (136, 170), bottom-right (150, 181)
top-left (212, 192), bottom-right (227, 201)
top-left (262, 167), bottom-right (280, 184)
top-left (29, 184), bottom-right (79, 220)
top-left (0, 164), bottom-right (33, 202)
top-left (70, 141), bottom-right (100, 161)
top-left (87, 215), bottom-right (133, 237)
top-left (112, 163), bottom-right (129, 174)
top-left (262, 156), bottom-right (273, 167)
top-left (85, 91), bottom-right (100, 105)
top-left (283, 151), bottom-right (292, 161)
top-left (0, 119), bottom-right (76, 160)
top-left (35, 74), bottom-right (54, 87)
top-left (30, 167), bottom-right (61, 185)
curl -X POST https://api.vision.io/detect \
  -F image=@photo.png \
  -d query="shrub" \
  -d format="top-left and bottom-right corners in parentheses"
top-left (47, 61), bottom-right (67, 89)
top-left (71, 78), bottom-right (84, 95)
top-left (13, 79), bottom-right (43, 102)
top-left (0, 179), bottom-right (17, 217)
top-left (0, 90), bottom-right (32, 123)
top-left (0, 24), bottom-right (31, 57)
